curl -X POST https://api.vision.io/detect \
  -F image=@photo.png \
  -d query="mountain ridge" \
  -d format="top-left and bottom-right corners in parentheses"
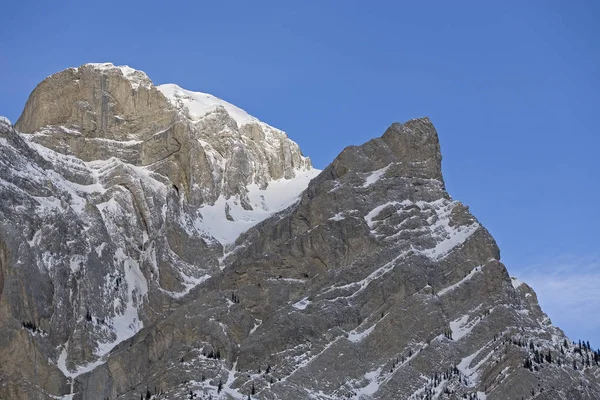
top-left (0, 64), bottom-right (598, 399)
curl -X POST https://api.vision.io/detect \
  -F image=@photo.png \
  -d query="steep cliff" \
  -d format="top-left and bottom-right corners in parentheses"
top-left (0, 64), bottom-right (598, 399)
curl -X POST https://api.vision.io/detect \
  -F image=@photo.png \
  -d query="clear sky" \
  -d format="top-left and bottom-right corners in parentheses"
top-left (1, 1), bottom-right (598, 347)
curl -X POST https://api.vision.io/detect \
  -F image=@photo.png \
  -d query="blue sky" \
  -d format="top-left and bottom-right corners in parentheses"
top-left (1, 1), bottom-right (598, 347)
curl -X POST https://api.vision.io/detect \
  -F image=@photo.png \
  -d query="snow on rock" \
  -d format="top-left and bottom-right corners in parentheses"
top-left (353, 368), bottom-right (383, 398)
top-left (324, 249), bottom-right (412, 301)
top-left (364, 200), bottom-right (411, 229)
top-left (329, 212), bottom-right (346, 221)
top-left (82, 63), bottom-right (152, 90)
top-left (364, 198), bottom-right (480, 260)
top-left (449, 314), bottom-right (482, 341)
top-left (163, 273), bottom-right (211, 300)
top-left (94, 248), bottom-right (148, 359)
top-left (293, 297), bottom-right (311, 310)
top-left (55, 341), bottom-right (108, 379)
top-left (0, 116), bottom-right (11, 126)
top-left (159, 83), bottom-right (266, 128)
top-left (362, 164), bottom-right (392, 188)
top-left (457, 345), bottom-right (495, 388)
top-left (438, 266), bottom-right (482, 296)
top-left (347, 324), bottom-right (376, 343)
top-left (249, 319), bottom-right (263, 335)
top-left (418, 199), bottom-right (479, 260)
top-left (511, 276), bottom-right (524, 289)
top-left (192, 168), bottom-right (320, 245)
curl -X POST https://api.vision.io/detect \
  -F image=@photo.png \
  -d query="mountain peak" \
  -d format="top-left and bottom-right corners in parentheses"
top-left (2, 65), bottom-right (599, 399)
top-left (78, 62), bottom-right (153, 90)
top-left (158, 83), bottom-right (264, 129)
top-left (15, 62), bottom-right (170, 138)
top-left (14, 62), bottom-right (313, 205)
top-left (381, 117), bottom-right (443, 181)
top-left (323, 117), bottom-right (444, 188)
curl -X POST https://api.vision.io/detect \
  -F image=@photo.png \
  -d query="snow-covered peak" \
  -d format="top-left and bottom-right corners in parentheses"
top-left (0, 116), bottom-right (11, 127)
top-left (158, 83), bottom-right (268, 129)
top-left (79, 62), bottom-right (152, 90)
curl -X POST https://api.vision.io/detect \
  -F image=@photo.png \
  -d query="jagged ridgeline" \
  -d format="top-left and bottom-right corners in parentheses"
top-left (0, 63), bottom-right (598, 399)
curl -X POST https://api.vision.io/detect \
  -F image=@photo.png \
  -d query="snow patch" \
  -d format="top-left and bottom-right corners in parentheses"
top-left (249, 319), bottom-right (262, 335)
top-left (164, 272), bottom-right (211, 299)
top-left (354, 368), bottom-right (383, 398)
top-left (438, 266), bottom-right (482, 296)
top-left (55, 341), bottom-right (108, 379)
top-left (364, 199), bottom-right (480, 260)
top-left (91, 248), bottom-right (148, 363)
top-left (362, 164), bottom-right (392, 188)
top-left (511, 276), bottom-right (524, 289)
top-left (293, 297), bottom-right (311, 310)
top-left (329, 212), bottom-right (346, 221)
top-left (69, 255), bottom-right (84, 274)
top-left (457, 346), bottom-right (495, 387)
top-left (449, 314), bottom-right (481, 341)
top-left (364, 201), bottom-right (410, 228)
top-left (192, 168), bottom-right (320, 245)
top-left (347, 325), bottom-right (376, 343)
top-left (325, 250), bottom-right (412, 300)
top-left (83, 63), bottom-right (152, 90)
top-left (159, 83), bottom-right (266, 128)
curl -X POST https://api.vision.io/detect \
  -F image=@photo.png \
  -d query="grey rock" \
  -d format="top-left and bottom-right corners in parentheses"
top-left (0, 65), bottom-right (598, 400)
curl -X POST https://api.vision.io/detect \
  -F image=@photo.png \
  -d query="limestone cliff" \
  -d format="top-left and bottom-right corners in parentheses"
top-left (0, 65), bottom-right (598, 400)
top-left (16, 63), bottom-right (312, 207)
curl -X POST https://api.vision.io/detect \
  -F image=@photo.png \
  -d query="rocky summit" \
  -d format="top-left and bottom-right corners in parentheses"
top-left (0, 63), bottom-right (598, 400)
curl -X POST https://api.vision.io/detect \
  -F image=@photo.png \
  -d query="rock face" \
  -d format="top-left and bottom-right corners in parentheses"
top-left (15, 63), bottom-right (312, 207)
top-left (0, 64), bottom-right (599, 400)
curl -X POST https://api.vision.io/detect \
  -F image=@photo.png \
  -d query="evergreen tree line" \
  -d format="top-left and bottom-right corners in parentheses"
top-left (520, 336), bottom-right (600, 371)
top-left (22, 320), bottom-right (38, 332)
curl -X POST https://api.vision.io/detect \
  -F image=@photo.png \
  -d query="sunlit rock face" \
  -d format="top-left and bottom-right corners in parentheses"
top-left (0, 64), bottom-right (316, 398)
top-left (0, 65), bottom-right (599, 399)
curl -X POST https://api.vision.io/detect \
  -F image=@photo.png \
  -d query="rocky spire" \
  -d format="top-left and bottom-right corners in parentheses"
top-left (324, 117), bottom-right (444, 187)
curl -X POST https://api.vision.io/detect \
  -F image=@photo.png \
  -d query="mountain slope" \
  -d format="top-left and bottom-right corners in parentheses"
top-left (0, 64), bottom-right (598, 400)
top-left (0, 63), bottom-right (318, 399)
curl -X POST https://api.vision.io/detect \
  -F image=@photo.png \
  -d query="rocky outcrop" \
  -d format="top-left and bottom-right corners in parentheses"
top-left (16, 64), bottom-right (172, 140)
top-left (68, 117), bottom-right (600, 400)
top-left (15, 63), bottom-right (312, 206)
top-left (0, 65), bottom-right (599, 399)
